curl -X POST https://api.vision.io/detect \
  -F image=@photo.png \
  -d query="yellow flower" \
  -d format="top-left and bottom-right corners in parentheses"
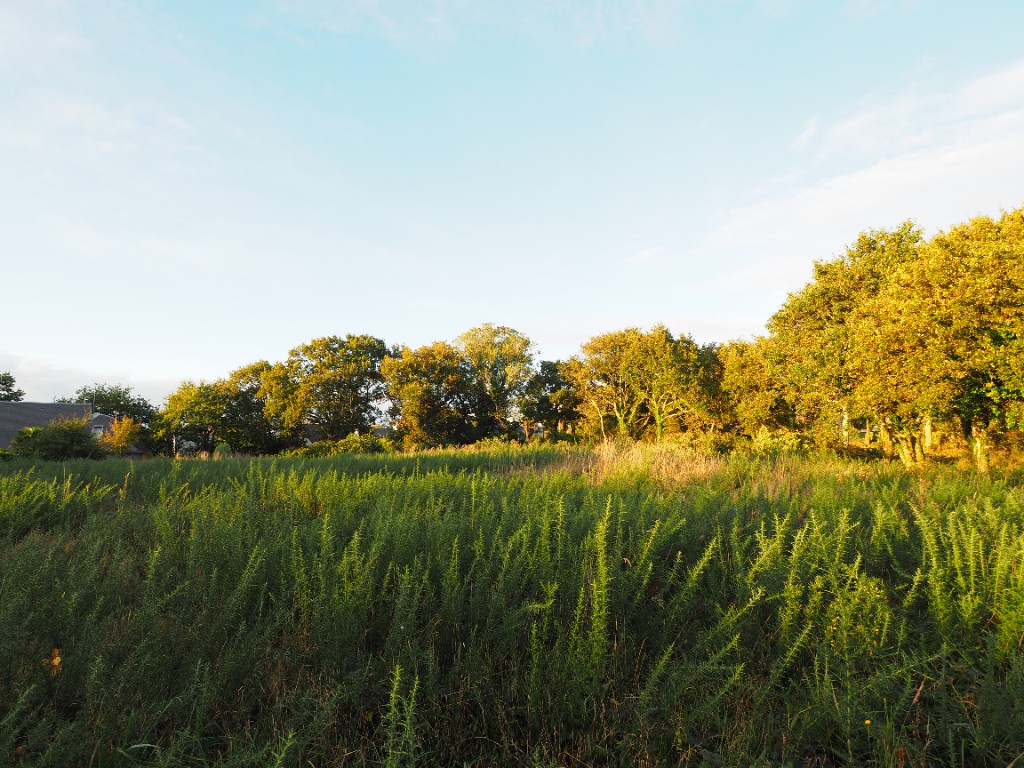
top-left (864, 719), bottom-right (872, 726)
top-left (42, 648), bottom-right (62, 677)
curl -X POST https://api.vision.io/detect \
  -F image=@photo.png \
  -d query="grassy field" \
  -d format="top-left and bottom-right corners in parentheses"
top-left (2, 445), bottom-right (1023, 766)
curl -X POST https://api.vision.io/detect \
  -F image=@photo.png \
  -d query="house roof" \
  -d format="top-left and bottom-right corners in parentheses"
top-left (0, 402), bottom-right (92, 449)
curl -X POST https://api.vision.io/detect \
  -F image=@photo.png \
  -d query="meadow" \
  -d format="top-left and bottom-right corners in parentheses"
top-left (2, 445), bottom-right (1023, 767)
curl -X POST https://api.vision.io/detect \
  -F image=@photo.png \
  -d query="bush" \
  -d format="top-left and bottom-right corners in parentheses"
top-left (288, 433), bottom-right (395, 457)
top-left (748, 426), bottom-right (805, 456)
top-left (9, 427), bottom-right (42, 457)
top-left (10, 417), bottom-right (106, 460)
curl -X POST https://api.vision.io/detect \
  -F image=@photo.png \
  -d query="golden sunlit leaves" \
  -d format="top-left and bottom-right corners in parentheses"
top-left (42, 647), bottom-right (62, 677)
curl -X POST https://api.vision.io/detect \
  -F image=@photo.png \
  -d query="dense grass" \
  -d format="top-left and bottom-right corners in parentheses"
top-left (2, 446), bottom-right (1023, 766)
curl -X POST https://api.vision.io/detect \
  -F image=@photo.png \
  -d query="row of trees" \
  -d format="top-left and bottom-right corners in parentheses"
top-left (4, 208), bottom-right (1022, 470)
top-left (153, 323), bottom-right (730, 455)
top-left (720, 208), bottom-right (1024, 471)
top-left (159, 325), bottom-right (578, 453)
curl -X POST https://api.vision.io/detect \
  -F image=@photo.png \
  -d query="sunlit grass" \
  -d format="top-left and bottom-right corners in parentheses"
top-left (1, 446), bottom-right (1023, 765)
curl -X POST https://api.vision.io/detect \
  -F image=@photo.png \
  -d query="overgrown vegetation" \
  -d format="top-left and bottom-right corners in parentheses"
top-left (3, 445), bottom-right (1023, 766)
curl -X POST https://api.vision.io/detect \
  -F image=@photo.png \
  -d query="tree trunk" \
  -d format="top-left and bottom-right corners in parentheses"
top-left (653, 411), bottom-right (665, 443)
top-left (894, 433), bottom-right (919, 468)
top-left (840, 405), bottom-right (850, 445)
top-left (971, 421), bottom-right (990, 474)
top-left (890, 419), bottom-right (919, 468)
top-left (591, 400), bottom-right (606, 442)
top-left (863, 419), bottom-right (873, 448)
top-left (878, 421), bottom-right (893, 457)
top-left (921, 414), bottom-right (933, 453)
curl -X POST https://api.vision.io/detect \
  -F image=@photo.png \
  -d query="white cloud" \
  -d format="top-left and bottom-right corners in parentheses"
top-left (807, 59), bottom-right (1024, 165)
top-left (792, 116), bottom-right (819, 149)
top-left (954, 59), bottom-right (1024, 117)
top-left (626, 245), bottom-right (670, 265)
top-left (699, 58), bottom-right (1024, 297)
top-left (0, 350), bottom-right (180, 406)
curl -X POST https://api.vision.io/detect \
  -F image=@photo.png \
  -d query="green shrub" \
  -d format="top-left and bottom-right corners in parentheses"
top-left (748, 426), bottom-right (805, 455)
top-left (9, 418), bottom-right (106, 460)
top-left (289, 433), bottom-right (395, 457)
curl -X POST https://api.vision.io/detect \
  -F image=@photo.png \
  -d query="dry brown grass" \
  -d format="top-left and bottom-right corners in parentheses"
top-left (543, 441), bottom-right (727, 489)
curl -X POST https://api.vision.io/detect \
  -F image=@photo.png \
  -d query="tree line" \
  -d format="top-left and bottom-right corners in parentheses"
top-left (3, 207), bottom-right (1022, 471)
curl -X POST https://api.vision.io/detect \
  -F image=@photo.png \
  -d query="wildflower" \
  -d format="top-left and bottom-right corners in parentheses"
top-left (864, 719), bottom-right (872, 726)
top-left (42, 648), bottom-right (62, 677)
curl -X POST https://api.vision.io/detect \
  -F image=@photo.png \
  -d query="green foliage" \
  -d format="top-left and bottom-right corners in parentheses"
top-left (0, 371), bottom-right (25, 401)
top-left (520, 360), bottom-right (581, 440)
top-left (8, 427), bottom-right (42, 457)
top-left (565, 325), bottom-right (712, 441)
top-left (289, 433), bottom-right (395, 457)
top-left (718, 338), bottom-right (794, 436)
top-left (9, 417), bottom-right (106, 460)
top-left (455, 323), bottom-right (536, 434)
top-left (747, 426), bottom-right (805, 455)
top-left (160, 380), bottom-right (224, 454)
top-left (2, 447), bottom-right (1023, 765)
top-left (381, 341), bottom-right (481, 449)
top-left (160, 363), bottom-right (290, 456)
top-left (263, 334), bottom-right (390, 442)
top-left (57, 382), bottom-right (156, 424)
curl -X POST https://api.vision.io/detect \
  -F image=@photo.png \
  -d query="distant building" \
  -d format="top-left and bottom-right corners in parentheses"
top-left (0, 402), bottom-right (118, 448)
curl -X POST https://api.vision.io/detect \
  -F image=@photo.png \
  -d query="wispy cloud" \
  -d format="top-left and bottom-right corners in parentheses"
top-left (792, 116), bottom-right (819, 149)
top-left (0, 1), bottom-right (92, 78)
top-left (269, 0), bottom-right (689, 47)
top-left (693, 58), bottom-right (1024, 299)
top-left (807, 59), bottom-right (1024, 164)
top-left (626, 245), bottom-right (671, 265)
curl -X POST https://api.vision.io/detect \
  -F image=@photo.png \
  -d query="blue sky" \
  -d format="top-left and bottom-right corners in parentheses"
top-left (3, 1), bottom-right (1024, 404)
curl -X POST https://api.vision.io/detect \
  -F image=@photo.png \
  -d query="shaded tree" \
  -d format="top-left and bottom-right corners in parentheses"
top-left (520, 361), bottom-right (581, 440)
top-left (381, 342), bottom-right (480, 449)
top-left (58, 383), bottom-right (157, 425)
top-left (219, 361), bottom-right (290, 454)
